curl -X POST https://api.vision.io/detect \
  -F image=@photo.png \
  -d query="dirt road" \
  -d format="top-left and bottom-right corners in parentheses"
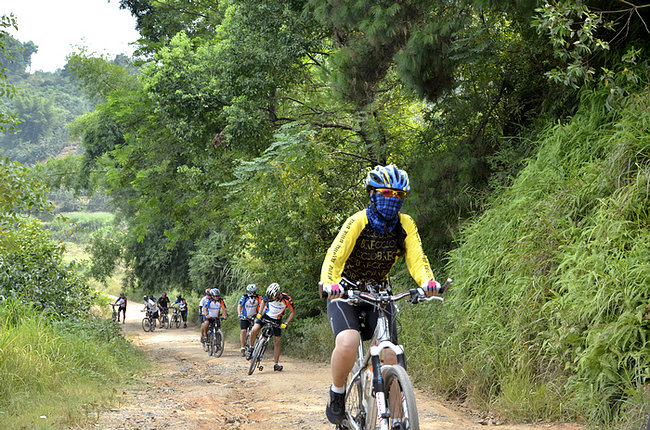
top-left (95, 302), bottom-right (582, 430)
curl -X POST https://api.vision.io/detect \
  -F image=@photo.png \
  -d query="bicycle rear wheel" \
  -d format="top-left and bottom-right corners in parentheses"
top-left (142, 317), bottom-right (151, 332)
top-left (365, 365), bottom-right (419, 429)
top-left (214, 330), bottom-right (224, 358)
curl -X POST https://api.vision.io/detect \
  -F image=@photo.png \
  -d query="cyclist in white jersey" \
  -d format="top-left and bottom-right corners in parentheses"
top-left (201, 288), bottom-right (228, 343)
top-left (237, 284), bottom-right (262, 356)
top-left (246, 283), bottom-right (295, 371)
top-left (142, 295), bottom-right (158, 330)
top-left (198, 289), bottom-right (210, 323)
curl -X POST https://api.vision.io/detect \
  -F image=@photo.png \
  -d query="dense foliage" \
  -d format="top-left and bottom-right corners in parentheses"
top-left (0, 297), bottom-right (146, 427)
top-left (415, 87), bottom-right (649, 426)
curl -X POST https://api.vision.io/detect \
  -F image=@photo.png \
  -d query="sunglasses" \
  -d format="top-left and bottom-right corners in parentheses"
top-left (375, 188), bottom-right (407, 199)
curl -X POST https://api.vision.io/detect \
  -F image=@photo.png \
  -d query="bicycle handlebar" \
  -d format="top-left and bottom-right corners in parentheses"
top-left (318, 278), bottom-right (452, 305)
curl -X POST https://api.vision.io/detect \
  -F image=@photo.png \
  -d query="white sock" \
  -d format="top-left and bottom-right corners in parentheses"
top-left (331, 384), bottom-right (345, 394)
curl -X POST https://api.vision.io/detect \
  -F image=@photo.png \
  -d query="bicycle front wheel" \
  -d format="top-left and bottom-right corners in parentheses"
top-left (142, 317), bottom-right (152, 332)
top-left (208, 332), bottom-right (216, 356)
top-left (175, 315), bottom-right (181, 328)
top-left (245, 328), bottom-right (251, 349)
top-left (345, 364), bottom-right (367, 429)
top-left (247, 337), bottom-right (266, 375)
top-left (366, 365), bottom-right (419, 430)
top-left (213, 330), bottom-right (224, 358)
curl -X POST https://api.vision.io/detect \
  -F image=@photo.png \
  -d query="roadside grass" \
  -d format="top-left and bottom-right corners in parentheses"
top-left (0, 298), bottom-right (148, 428)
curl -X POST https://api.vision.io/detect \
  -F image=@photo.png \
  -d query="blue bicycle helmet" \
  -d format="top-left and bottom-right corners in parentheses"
top-left (246, 284), bottom-right (257, 293)
top-left (365, 165), bottom-right (410, 192)
top-left (210, 288), bottom-right (220, 297)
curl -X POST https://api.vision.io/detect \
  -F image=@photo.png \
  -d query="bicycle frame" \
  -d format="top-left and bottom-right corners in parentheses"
top-left (206, 317), bottom-right (224, 357)
top-left (344, 300), bottom-right (405, 430)
top-left (247, 319), bottom-right (281, 375)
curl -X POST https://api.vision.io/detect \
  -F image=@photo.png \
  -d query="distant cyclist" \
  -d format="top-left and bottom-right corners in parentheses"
top-left (172, 294), bottom-right (188, 328)
top-left (320, 164), bottom-right (441, 425)
top-left (201, 288), bottom-right (228, 344)
top-left (113, 292), bottom-right (127, 324)
top-left (143, 295), bottom-right (158, 330)
top-left (246, 282), bottom-right (295, 371)
top-left (198, 289), bottom-right (211, 323)
top-left (237, 283), bottom-right (262, 356)
top-left (158, 292), bottom-right (170, 325)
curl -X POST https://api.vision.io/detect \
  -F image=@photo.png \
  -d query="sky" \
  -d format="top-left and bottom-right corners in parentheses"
top-left (5, 0), bottom-right (140, 73)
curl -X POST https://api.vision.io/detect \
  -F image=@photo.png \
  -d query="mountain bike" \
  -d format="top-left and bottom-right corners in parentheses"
top-left (169, 306), bottom-right (182, 328)
top-left (111, 303), bottom-right (119, 322)
top-left (243, 316), bottom-right (255, 355)
top-left (247, 318), bottom-right (283, 375)
top-left (321, 277), bottom-right (451, 430)
top-left (206, 317), bottom-right (224, 358)
top-left (141, 310), bottom-right (156, 332)
top-left (160, 308), bottom-right (169, 329)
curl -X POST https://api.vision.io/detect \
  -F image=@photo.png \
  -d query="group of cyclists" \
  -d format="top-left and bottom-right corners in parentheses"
top-left (197, 282), bottom-right (296, 372)
top-left (112, 164), bottom-right (443, 427)
top-left (140, 292), bottom-right (189, 330)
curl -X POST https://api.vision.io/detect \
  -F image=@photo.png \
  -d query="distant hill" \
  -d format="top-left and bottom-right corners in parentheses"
top-left (0, 34), bottom-right (93, 165)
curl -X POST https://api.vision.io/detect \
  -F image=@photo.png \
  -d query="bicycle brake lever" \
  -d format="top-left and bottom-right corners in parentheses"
top-left (412, 288), bottom-right (426, 304)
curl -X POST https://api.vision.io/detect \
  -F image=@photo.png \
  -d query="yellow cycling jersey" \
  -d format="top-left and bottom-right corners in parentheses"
top-left (320, 210), bottom-right (434, 289)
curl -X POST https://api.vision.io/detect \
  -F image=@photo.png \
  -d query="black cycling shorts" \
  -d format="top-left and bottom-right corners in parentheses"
top-left (240, 318), bottom-right (255, 330)
top-left (327, 300), bottom-right (398, 342)
top-left (256, 314), bottom-right (282, 337)
top-left (151, 311), bottom-right (159, 319)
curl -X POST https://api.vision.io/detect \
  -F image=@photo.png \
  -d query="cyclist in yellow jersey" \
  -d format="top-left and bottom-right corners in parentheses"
top-left (320, 164), bottom-right (441, 425)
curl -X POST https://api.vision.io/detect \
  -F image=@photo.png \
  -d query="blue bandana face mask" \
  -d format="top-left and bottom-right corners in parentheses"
top-left (367, 193), bottom-right (403, 233)
top-left (373, 193), bottom-right (403, 220)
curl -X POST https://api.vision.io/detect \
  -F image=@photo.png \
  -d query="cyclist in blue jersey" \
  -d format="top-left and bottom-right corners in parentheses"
top-left (171, 294), bottom-right (188, 328)
top-left (201, 289), bottom-right (228, 344)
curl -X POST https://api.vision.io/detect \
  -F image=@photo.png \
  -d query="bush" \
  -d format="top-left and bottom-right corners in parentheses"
top-left (0, 217), bottom-right (94, 319)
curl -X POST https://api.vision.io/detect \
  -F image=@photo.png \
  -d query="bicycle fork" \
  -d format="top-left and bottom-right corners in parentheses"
top-left (370, 341), bottom-right (407, 430)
